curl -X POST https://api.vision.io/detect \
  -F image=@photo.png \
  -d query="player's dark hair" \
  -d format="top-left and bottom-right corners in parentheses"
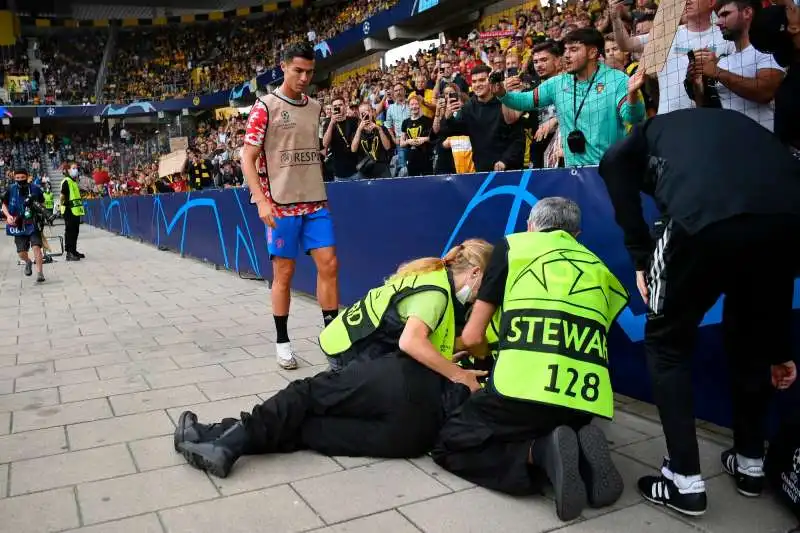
top-left (282, 42), bottom-right (315, 63)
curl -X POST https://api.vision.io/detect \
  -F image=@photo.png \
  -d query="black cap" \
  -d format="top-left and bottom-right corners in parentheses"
top-left (750, 5), bottom-right (793, 67)
top-left (13, 168), bottom-right (28, 176)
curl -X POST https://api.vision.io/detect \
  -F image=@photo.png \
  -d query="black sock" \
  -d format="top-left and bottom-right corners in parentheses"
top-left (274, 315), bottom-right (289, 343)
top-left (322, 309), bottom-right (339, 327)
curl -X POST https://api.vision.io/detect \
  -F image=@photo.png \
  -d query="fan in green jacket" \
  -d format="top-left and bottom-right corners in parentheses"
top-left (173, 239), bottom-right (494, 479)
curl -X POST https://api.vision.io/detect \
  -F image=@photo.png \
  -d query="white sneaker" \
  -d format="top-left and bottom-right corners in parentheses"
top-left (275, 342), bottom-right (298, 370)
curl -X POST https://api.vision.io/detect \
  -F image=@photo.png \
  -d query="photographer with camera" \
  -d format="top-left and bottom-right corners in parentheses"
top-left (2, 168), bottom-right (46, 283)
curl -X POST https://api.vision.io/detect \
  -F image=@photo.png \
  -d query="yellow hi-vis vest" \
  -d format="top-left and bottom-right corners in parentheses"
top-left (43, 191), bottom-right (54, 209)
top-left (60, 177), bottom-right (85, 216)
top-left (491, 230), bottom-right (629, 419)
top-left (319, 268), bottom-right (456, 360)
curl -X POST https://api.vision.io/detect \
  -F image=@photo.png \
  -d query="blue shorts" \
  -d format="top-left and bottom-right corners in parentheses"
top-left (267, 208), bottom-right (335, 260)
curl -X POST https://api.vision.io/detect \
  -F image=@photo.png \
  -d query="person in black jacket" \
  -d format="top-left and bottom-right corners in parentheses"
top-left (599, 107), bottom-right (800, 518)
top-left (749, 0), bottom-right (800, 155)
top-left (434, 64), bottom-right (525, 172)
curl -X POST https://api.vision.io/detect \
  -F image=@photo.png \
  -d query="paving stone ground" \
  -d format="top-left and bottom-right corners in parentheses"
top-left (0, 225), bottom-right (796, 533)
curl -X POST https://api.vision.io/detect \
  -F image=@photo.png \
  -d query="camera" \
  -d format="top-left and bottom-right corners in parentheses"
top-left (333, 105), bottom-right (342, 116)
top-left (489, 71), bottom-right (504, 84)
top-left (24, 197), bottom-right (57, 227)
top-left (506, 67), bottom-right (519, 77)
top-left (566, 130), bottom-right (587, 154)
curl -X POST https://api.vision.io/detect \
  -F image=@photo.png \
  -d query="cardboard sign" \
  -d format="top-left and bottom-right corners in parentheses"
top-left (642, 0), bottom-right (688, 75)
top-left (168, 137), bottom-right (189, 152)
top-left (158, 150), bottom-right (187, 178)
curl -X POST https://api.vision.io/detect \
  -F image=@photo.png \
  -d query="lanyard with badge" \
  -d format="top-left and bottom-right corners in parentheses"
top-left (567, 67), bottom-right (600, 154)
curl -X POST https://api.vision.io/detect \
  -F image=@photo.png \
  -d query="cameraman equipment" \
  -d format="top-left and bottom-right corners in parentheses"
top-left (20, 196), bottom-right (64, 262)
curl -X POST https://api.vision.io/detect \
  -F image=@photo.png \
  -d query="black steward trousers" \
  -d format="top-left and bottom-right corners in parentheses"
top-left (644, 214), bottom-right (800, 476)
top-left (431, 388), bottom-right (591, 495)
top-left (228, 354), bottom-right (452, 458)
top-left (63, 212), bottom-right (80, 254)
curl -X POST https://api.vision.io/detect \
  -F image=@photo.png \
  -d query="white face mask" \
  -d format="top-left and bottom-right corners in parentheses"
top-left (455, 272), bottom-right (478, 305)
top-left (69, 168), bottom-right (79, 178)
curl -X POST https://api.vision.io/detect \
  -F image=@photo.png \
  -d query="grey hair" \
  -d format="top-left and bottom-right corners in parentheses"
top-left (527, 197), bottom-right (581, 234)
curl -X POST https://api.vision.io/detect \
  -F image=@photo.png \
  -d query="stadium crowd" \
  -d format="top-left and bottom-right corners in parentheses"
top-left (3, 0), bottom-right (797, 192)
top-left (102, 0), bottom-right (399, 103)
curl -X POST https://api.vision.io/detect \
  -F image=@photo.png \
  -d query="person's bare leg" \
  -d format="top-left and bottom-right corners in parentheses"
top-left (311, 246), bottom-right (340, 370)
top-left (272, 257), bottom-right (297, 369)
top-left (310, 246), bottom-right (339, 312)
top-left (32, 246), bottom-right (45, 282)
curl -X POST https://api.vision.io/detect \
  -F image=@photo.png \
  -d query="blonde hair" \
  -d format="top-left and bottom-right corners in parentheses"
top-left (388, 238), bottom-right (494, 282)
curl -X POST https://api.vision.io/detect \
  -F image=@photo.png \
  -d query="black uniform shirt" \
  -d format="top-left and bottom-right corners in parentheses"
top-left (598, 108), bottom-right (800, 270)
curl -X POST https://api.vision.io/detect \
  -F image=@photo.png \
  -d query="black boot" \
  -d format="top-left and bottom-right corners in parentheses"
top-left (177, 421), bottom-right (249, 478)
top-left (578, 424), bottom-right (624, 508)
top-left (173, 411), bottom-right (239, 452)
top-left (532, 426), bottom-right (587, 521)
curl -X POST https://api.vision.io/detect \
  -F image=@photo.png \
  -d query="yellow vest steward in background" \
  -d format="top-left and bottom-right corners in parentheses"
top-left (319, 268), bottom-right (456, 359)
top-left (60, 177), bottom-right (85, 216)
top-left (43, 192), bottom-right (54, 209)
top-left (491, 231), bottom-right (629, 419)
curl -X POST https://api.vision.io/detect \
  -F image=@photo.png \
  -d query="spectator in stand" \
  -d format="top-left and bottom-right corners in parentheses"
top-left (689, 0), bottom-right (784, 131)
top-left (611, 0), bottom-right (736, 114)
top-left (496, 29), bottom-right (645, 167)
top-left (432, 84), bottom-right (472, 175)
top-left (188, 150), bottom-right (215, 190)
top-left (351, 102), bottom-right (393, 179)
top-left (434, 64), bottom-right (525, 173)
top-left (383, 83), bottom-right (411, 176)
top-left (530, 40), bottom-right (564, 168)
top-left (399, 95), bottom-right (434, 177)
top-left (503, 52), bottom-right (539, 168)
top-left (750, 0), bottom-right (800, 155)
top-left (322, 96), bottom-right (360, 180)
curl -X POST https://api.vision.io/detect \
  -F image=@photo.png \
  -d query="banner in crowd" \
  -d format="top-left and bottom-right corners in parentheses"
top-left (168, 137), bottom-right (189, 152)
top-left (82, 167), bottom-right (800, 430)
top-left (157, 150), bottom-right (187, 178)
top-left (4, 75), bottom-right (30, 92)
top-left (478, 30), bottom-right (516, 38)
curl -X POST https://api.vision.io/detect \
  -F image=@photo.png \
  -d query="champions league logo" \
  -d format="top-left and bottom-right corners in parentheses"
top-left (314, 41), bottom-right (333, 59)
top-left (363, 21), bottom-right (371, 35)
top-left (781, 447), bottom-right (800, 505)
top-left (46, 107), bottom-right (56, 116)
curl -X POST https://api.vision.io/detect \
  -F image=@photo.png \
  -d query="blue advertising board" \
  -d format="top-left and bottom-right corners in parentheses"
top-left (83, 168), bottom-right (800, 430)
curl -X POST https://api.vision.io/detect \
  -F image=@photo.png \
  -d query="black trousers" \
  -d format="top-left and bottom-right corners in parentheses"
top-left (431, 389), bottom-right (591, 495)
top-left (64, 213), bottom-right (80, 254)
top-left (228, 354), bottom-right (452, 458)
top-left (644, 214), bottom-right (800, 476)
